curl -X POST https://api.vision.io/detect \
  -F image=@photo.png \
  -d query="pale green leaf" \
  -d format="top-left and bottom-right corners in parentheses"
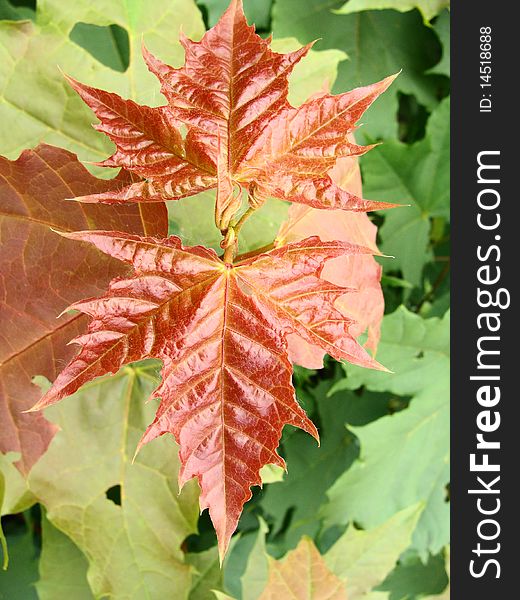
top-left (28, 363), bottom-right (200, 599)
top-left (168, 192), bottom-right (289, 253)
top-left (362, 97), bottom-right (450, 285)
top-left (241, 519), bottom-right (270, 600)
top-left (187, 547), bottom-right (224, 600)
top-left (333, 307), bottom-right (449, 395)
top-left (36, 513), bottom-right (93, 600)
top-left (325, 308), bottom-right (450, 557)
top-left (324, 504), bottom-right (423, 599)
top-left (213, 592), bottom-right (236, 600)
top-left (335, 0), bottom-right (449, 23)
top-left (0, 0), bottom-right (204, 161)
top-left (168, 190), bottom-right (224, 251)
top-left (0, 453), bottom-right (35, 517)
top-left (259, 464), bottom-right (285, 484)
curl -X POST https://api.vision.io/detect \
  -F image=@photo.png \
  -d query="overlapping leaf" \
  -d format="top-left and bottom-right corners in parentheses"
top-left (31, 231), bottom-right (384, 557)
top-left (335, 0), bottom-right (449, 22)
top-left (0, 144), bottom-right (167, 475)
top-left (28, 364), bottom-right (200, 599)
top-left (0, 0), bottom-right (205, 162)
top-left (259, 379), bottom-right (391, 554)
top-left (258, 537), bottom-right (347, 600)
top-left (324, 504), bottom-right (422, 599)
top-left (235, 504), bottom-right (422, 599)
top-left (324, 307), bottom-right (450, 557)
top-left (362, 98), bottom-right (450, 286)
top-left (378, 551), bottom-right (448, 598)
top-left (65, 0), bottom-right (397, 225)
top-left (279, 154), bottom-right (384, 368)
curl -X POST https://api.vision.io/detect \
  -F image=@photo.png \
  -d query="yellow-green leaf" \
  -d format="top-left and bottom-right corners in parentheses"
top-left (0, 0), bottom-right (204, 161)
top-left (259, 537), bottom-right (347, 600)
top-left (28, 363), bottom-right (200, 599)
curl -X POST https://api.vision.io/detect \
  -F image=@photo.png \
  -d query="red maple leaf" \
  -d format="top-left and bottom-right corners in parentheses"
top-left (30, 232), bottom-right (385, 558)
top-left (64, 0), bottom-right (398, 232)
top-left (0, 145), bottom-right (167, 474)
top-left (23, 0), bottom-right (399, 557)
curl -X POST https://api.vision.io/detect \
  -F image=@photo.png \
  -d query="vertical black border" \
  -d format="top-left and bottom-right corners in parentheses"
top-left (452, 1), bottom-right (514, 594)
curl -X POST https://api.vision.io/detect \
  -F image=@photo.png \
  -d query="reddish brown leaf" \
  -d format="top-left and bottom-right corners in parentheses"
top-left (30, 231), bottom-right (384, 557)
top-left (259, 537), bottom-right (347, 600)
top-left (64, 76), bottom-right (217, 205)
top-left (66, 0), bottom-right (397, 228)
top-left (279, 155), bottom-right (384, 369)
top-left (239, 76), bottom-right (397, 212)
top-left (142, 0), bottom-right (311, 225)
top-left (0, 145), bottom-right (167, 474)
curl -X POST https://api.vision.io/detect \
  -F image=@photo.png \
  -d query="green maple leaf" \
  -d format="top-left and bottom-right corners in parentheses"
top-left (324, 504), bottom-right (423, 599)
top-left (335, 0), bottom-right (450, 23)
top-left (377, 550), bottom-right (449, 599)
top-left (272, 0), bottom-right (442, 140)
top-left (0, 0), bottom-right (204, 162)
top-left (362, 97), bottom-right (450, 286)
top-left (324, 307), bottom-right (450, 557)
top-left (28, 363), bottom-right (200, 599)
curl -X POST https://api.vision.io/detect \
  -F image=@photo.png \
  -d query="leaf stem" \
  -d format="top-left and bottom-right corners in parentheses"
top-left (232, 206), bottom-right (256, 237)
top-left (222, 242), bottom-right (236, 264)
top-left (220, 204), bottom-right (258, 264)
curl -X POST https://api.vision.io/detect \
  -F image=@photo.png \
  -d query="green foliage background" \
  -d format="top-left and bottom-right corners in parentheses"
top-left (0, 0), bottom-right (450, 597)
